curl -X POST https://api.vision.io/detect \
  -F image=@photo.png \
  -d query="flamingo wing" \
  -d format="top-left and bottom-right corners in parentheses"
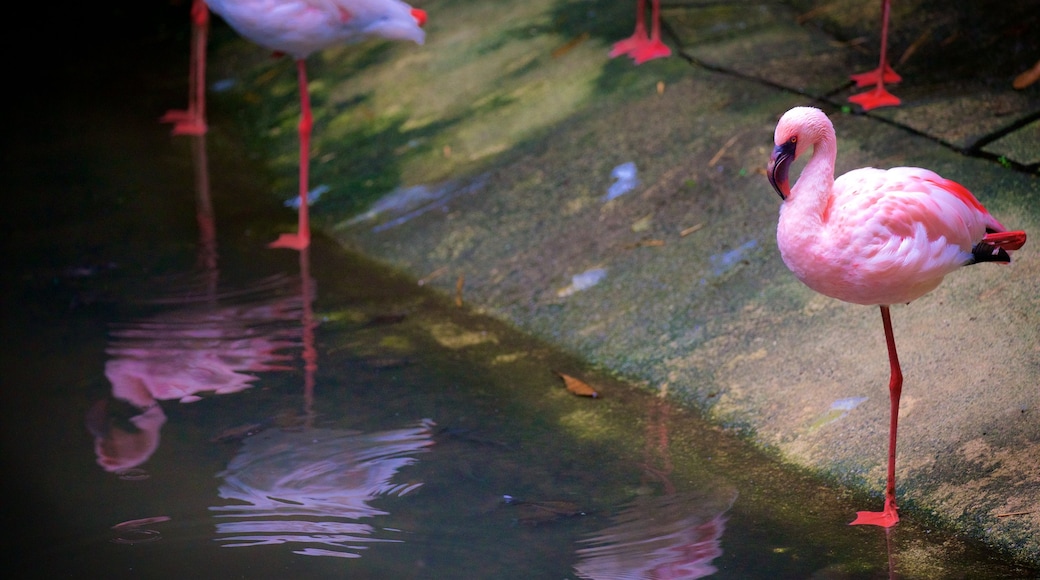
top-left (807, 167), bottom-right (1011, 305)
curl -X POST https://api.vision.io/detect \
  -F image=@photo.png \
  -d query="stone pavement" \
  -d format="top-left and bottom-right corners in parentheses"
top-left (211, 0), bottom-right (1040, 566)
top-left (664, 0), bottom-right (1040, 167)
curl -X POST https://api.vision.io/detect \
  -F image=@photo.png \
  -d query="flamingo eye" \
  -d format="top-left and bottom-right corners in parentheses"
top-left (789, 136), bottom-right (797, 145)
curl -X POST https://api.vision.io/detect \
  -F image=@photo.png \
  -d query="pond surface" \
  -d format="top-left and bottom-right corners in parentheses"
top-left (1, 11), bottom-right (1036, 579)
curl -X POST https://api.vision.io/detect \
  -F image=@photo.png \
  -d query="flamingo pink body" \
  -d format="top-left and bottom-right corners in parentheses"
top-left (610, 0), bottom-right (671, 65)
top-left (768, 106), bottom-right (1026, 527)
top-left (161, 0), bottom-right (211, 136)
top-left (849, 0), bottom-right (902, 110)
top-left (204, 0), bottom-right (426, 250)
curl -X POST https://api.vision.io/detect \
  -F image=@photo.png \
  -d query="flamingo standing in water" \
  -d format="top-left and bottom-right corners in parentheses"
top-left (204, 0), bottom-right (427, 250)
top-left (610, 0), bottom-right (671, 65)
top-left (848, 0), bottom-right (901, 110)
top-left (767, 106), bottom-right (1026, 527)
top-left (161, 0), bottom-right (210, 136)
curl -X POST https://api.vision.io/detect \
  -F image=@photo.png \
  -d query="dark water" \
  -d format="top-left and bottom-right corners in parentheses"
top-left (1, 7), bottom-right (1037, 579)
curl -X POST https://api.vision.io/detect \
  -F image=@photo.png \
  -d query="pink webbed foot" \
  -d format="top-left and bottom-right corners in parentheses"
top-left (160, 110), bottom-right (208, 136)
top-left (610, 33), bottom-right (648, 59)
top-left (850, 63), bottom-right (902, 87)
top-left (631, 39), bottom-right (671, 64)
top-left (848, 85), bottom-right (901, 111)
top-left (849, 498), bottom-right (899, 528)
top-left (268, 232), bottom-right (310, 250)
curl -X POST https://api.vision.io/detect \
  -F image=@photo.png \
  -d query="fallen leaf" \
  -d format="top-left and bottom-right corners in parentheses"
top-left (896, 27), bottom-right (933, 67)
top-left (554, 370), bottom-right (600, 398)
top-left (996, 510), bottom-right (1034, 518)
top-left (680, 223), bottom-right (704, 237)
top-left (418, 266), bottom-right (448, 286)
top-left (551, 32), bottom-right (589, 59)
top-left (709, 133), bottom-right (742, 167)
top-left (656, 80), bottom-right (665, 95)
top-left (1014, 59), bottom-right (1040, 90)
top-left (455, 274), bottom-right (465, 307)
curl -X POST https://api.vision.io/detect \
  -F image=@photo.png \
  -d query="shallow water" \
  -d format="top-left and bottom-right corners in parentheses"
top-left (1, 11), bottom-right (1037, 580)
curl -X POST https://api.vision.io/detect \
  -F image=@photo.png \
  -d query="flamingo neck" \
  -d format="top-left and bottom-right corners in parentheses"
top-left (788, 133), bottom-right (837, 223)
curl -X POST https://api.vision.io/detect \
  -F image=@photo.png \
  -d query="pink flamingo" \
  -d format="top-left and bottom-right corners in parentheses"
top-left (848, 0), bottom-right (902, 111)
top-left (203, 0), bottom-right (427, 250)
top-left (767, 107), bottom-right (1026, 527)
top-left (610, 0), bottom-right (671, 65)
top-left (161, 0), bottom-right (210, 136)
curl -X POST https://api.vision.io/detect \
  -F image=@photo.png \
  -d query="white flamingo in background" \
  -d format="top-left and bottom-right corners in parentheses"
top-left (767, 106), bottom-right (1026, 527)
top-left (204, 0), bottom-right (427, 250)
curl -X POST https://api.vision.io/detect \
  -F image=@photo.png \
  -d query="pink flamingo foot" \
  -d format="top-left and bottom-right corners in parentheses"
top-left (268, 232), bottom-right (310, 250)
top-left (631, 40), bottom-right (671, 64)
top-left (610, 33), bottom-right (648, 58)
top-left (160, 110), bottom-right (208, 136)
top-left (850, 64), bottom-right (902, 87)
top-left (849, 497), bottom-right (899, 528)
top-left (848, 85), bottom-right (901, 111)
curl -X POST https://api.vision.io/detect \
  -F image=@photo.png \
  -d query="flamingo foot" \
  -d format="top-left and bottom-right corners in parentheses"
top-left (610, 33), bottom-right (649, 58)
top-left (160, 110), bottom-right (208, 136)
top-left (631, 40), bottom-right (671, 64)
top-left (848, 86), bottom-right (901, 111)
top-left (268, 232), bottom-right (310, 250)
top-left (849, 497), bottom-right (899, 528)
top-left (850, 64), bottom-right (902, 87)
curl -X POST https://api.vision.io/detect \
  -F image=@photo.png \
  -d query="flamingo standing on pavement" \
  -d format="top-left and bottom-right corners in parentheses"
top-left (610, 0), bottom-right (671, 65)
top-left (161, 0), bottom-right (210, 136)
top-left (848, 0), bottom-right (901, 110)
top-left (767, 106), bottom-right (1026, 527)
top-left (204, 0), bottom-right (427, 250)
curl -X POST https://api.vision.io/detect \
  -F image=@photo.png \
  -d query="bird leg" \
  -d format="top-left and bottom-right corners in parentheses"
top-left (161, 0), bottom-right (209, 135)
top-left (850, 305), bottom-right (901, 527)
top-left (848, 0), bottom-right (902, 111)
top-left (269, 60), bottom-right (313, 251)
top-left (631, 0), bottom-right (672, 64)
top-left (610, 0), bottom-right (649, 58)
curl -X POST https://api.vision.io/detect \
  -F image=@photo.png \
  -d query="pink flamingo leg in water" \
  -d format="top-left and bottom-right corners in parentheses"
top-left (850, 305), bottom-right (901, 527)
top-left (161, 0), bottom-right (209, 135)
top-left (269, 60), bottom-right (313, 251)
top-left (849, 0), bottom-right (901, 110)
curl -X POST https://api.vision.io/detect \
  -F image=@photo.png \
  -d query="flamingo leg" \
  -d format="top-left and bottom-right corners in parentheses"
top-left (631, 0), bottom-right (672, 64)
top-left (610, 0), bottom-right (649, 58)
top-left (850, 305), bottom-right (901, 527)
top-left (269, 59), bottom-right (313, 250)
top-left (161, 0), bottom-right (209, 135)
top-left (848, 0), bottom-right (902, 111)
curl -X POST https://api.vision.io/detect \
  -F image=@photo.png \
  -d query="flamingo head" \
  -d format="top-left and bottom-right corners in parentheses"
top-left (768, 106), bottom-right (831, 201)
top-left (411, 8), bottom-right (427, 27)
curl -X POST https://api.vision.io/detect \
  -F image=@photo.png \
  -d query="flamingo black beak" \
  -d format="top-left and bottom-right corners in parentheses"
top-left (411, 8), bottom-right (427, 27)
top-left (768, 140), bottom-right (795, 200)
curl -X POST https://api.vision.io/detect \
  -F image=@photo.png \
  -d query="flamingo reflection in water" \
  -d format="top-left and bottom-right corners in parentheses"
top-left (208, 245), bottom-right (434, 558)
top-left (575, 391), bottom-right (736, 579)
top-left (88, 135), bottom-right (312, 474)
top-left (210, 420), bottom-right (435, 557)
